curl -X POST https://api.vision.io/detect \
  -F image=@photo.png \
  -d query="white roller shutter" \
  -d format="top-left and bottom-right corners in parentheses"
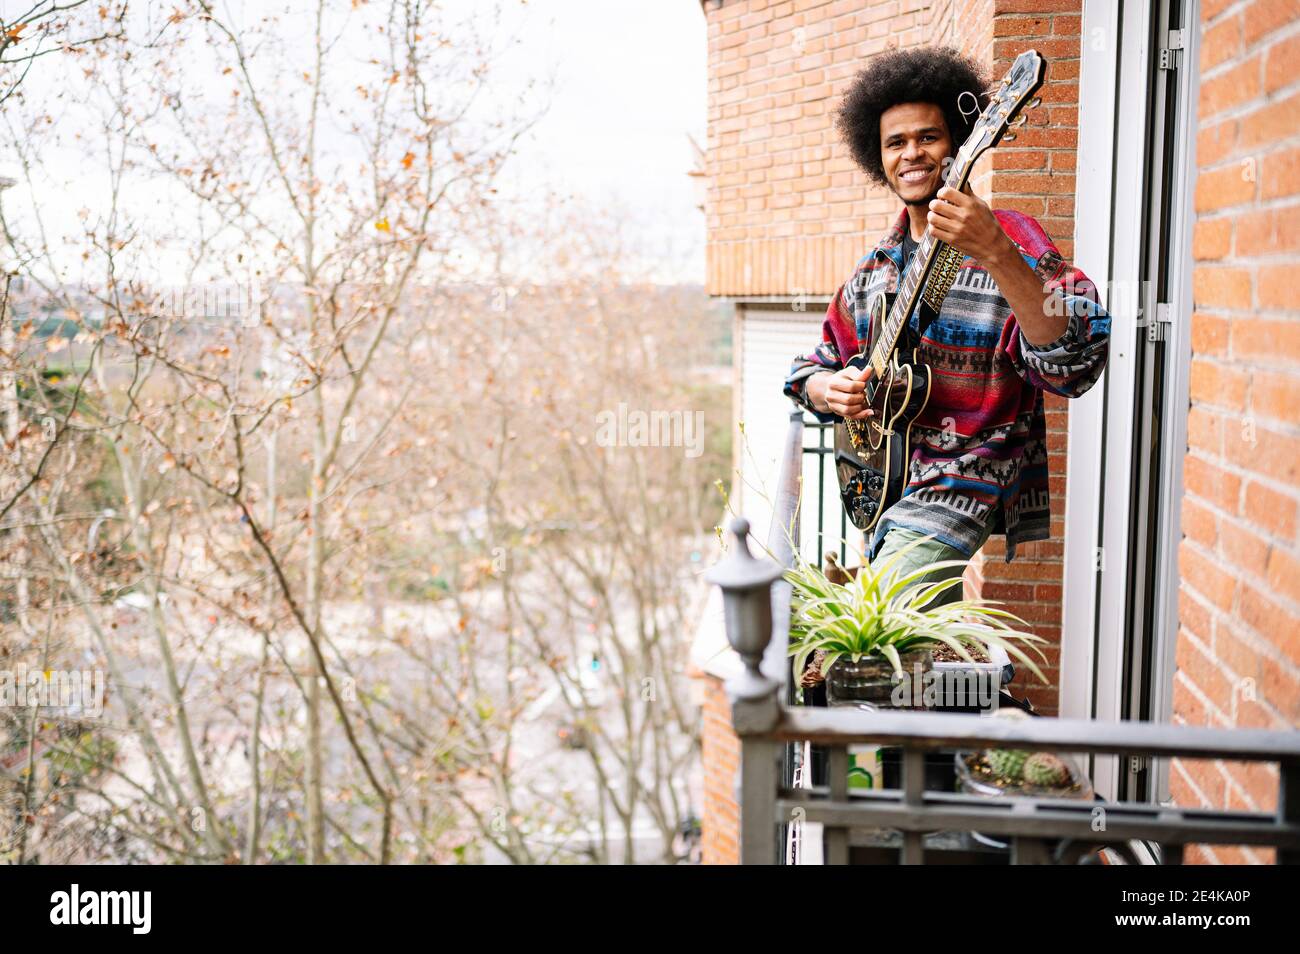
top-left (737, 305), bottom-right (864, 562)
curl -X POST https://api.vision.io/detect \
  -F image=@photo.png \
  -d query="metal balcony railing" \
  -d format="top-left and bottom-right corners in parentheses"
top-left (710, 411), bottom-right (1300, 865)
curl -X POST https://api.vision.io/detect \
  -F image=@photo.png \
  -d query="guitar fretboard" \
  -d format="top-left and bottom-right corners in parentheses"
top-left (868, 156), bottom-right (975, 376)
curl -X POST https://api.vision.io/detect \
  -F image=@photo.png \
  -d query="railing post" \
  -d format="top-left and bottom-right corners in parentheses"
top-left (708, 518), bottom-right (784, 864)
top-left (1281, 760), bottom-right (1300, 866)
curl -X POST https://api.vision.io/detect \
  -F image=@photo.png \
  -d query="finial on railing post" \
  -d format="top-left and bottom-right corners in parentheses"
top-left (706, 517), bottom-right (782, 704)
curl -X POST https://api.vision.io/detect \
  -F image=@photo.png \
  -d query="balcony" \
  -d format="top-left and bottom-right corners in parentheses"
top-left (710, 412), bottom-right (1300, 865)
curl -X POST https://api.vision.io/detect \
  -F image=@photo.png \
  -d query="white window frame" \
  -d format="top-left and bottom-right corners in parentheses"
top-left (1063, 0), bottom-right (1198, 802)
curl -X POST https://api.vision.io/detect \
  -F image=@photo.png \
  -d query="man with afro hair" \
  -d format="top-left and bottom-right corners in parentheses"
top-left (784, 45), bottom-right (1110, 600)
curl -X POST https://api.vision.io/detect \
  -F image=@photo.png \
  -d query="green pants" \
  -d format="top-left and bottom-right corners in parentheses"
top-left (871, 522), bottom-right (993, 610)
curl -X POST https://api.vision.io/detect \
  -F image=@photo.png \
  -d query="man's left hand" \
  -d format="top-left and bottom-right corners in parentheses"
top-left (926, 186), bottom-right (1014, 265)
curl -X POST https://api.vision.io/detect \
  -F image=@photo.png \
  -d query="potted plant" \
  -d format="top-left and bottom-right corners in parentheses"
top-left (955, 710), bottom-right (1093, 800)
top-left (786, 536), bottom-right (1049, 709)
top-left (953, 709), bottom-right (1094, 850)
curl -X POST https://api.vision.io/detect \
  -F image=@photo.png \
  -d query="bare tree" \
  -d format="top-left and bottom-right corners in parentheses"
top-left (1, 1), bottom-right (723, 866)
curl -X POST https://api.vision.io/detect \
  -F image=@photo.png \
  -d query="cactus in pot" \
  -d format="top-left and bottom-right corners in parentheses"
top-left (1023, 752), bottom-right (1071, 788)
top-left (986, 747), bottom-right (1030, 782)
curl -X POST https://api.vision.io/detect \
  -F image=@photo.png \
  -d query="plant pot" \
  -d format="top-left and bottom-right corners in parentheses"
top-left (954, 750), bottom-right (1094, 799)
top-left (825, 649), bottom-right (932, 708)
top-left (930, 644), bottom-right (1013, 713)
top-left (953, 749), bottom-right (1093, 850)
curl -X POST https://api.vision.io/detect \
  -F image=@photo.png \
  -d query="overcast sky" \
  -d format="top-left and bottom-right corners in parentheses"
top-left (0, 0), bottom-right (709, 287)
top-left (486, 0), bottom-right (709, 283)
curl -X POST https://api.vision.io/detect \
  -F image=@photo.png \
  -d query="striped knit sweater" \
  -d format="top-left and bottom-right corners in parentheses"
top-left (784, 207), bottom-right (1111, 563)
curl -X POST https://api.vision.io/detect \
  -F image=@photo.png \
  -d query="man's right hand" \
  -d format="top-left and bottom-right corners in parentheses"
top-left (810, 365), bottom-right (875, 420)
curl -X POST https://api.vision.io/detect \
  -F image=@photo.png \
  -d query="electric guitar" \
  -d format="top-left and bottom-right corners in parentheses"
top-left (834, 49), bottom-right (1047, 532)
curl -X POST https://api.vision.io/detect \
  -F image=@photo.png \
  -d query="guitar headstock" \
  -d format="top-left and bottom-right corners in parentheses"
top-left (956, 49), bottom-right (1047, 167)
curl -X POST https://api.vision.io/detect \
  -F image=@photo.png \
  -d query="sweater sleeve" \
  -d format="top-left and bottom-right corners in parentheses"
top-left (782, 280), bottom-right (861, 423)
top-left (996, 211), bottom-right (1111, 399)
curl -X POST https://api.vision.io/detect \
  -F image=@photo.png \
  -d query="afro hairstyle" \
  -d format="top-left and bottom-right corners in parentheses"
top-left (835, 46), bottom-right (991, 188)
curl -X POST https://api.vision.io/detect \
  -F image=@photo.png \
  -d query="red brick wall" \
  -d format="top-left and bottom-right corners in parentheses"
top-left (697, 672), bottom-right (741, 865)
top-left (1172, 0), bottom-right (1300, 865)
top-left (703, 0), bottom-right (931, 296)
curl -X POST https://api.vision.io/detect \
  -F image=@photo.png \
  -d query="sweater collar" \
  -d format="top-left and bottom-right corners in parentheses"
top-left (877, 207), bottom-right (912, 271)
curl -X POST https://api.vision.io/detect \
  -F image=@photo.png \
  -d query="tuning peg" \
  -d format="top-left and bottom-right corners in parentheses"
top-left (1010, 114), bottom-right (1028, 128)
top-left (1002, 133), bottom-right (1017, 142)
top-left (1027, 96), bottom-right (1042, 109)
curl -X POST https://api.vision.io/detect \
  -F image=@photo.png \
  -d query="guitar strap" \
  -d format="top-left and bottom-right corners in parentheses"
top-left (904, 241), bottom-right (966, 348)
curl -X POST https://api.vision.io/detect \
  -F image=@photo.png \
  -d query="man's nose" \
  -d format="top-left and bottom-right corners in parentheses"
top-left (901, 139), bottom-right (923, 161)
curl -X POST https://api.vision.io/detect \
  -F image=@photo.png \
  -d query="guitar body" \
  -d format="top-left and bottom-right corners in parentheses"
top-left (833, 291), bottom-right (933, 532)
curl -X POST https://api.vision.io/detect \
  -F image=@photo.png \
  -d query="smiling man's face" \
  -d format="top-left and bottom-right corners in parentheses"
top-left (879, 102), bottom-right (953, 206)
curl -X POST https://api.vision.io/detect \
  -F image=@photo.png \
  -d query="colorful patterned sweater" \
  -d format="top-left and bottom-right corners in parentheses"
top-left (784, 207), bottom-right (1111, 563)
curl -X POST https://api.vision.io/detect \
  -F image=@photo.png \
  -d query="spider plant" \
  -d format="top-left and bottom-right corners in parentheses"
top-left (786, 534), bottom-right (1049, 684)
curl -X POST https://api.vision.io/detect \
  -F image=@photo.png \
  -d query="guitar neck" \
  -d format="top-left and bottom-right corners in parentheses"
top-left (868, 164), bottom-right (973, 375)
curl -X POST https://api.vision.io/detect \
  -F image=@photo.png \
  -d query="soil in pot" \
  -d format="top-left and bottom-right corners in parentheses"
top-left (931, 644), bottom-right (990, 663)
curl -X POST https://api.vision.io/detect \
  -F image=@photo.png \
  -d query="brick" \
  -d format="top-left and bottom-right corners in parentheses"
top-left (1259, 654), bottom-right (1300, 722)
top-left (1192, 216), bottom-right (1233, 260)
top-left (1265, 546), bottom-right (1300, 612)
top-left (979, 559), bottom-right (1063, 582)
top-left (1201, 54), bottom-right (1262, 117)
top-left (1034, 583), bottom-right (1062, 602)
top-left (1243, 480), bottom-right (1297, 540)
top-left (1173, 671), bottom-right (1209, 726)
top-left (1050, 151), bottom-right (1076, 173)
top-left (1258, 265), bottom-right (1292, 309)
top-left (1264, 28), bottom-right (1300, 93)
top-left (981, 581), bottom-right (1035, 601)
top-left (1240, 90), bottom-right (1300, 151)
top-left (1198, 119), bottom-right (1239, 167)
top-left (993, 38), bottom-right (1081, 62)
top-left (1235, 761), bottom-right (1281, 812)
top-left (1181, 496), bottom-right (1220, 548)
top-left (1223, 422), bottom-right (1300, 486)
top-left (1200, 12), bottom-right (1242, 72)
top-left (1179, 541), bottom-right (1238, 611)
top-left (1189, 357), bottom-right (1250, 410)
top-left (1251, 368), bottom-right (1300, 426)
top-left (1260, 145), bottom-right (1300, 201)
top-left (1176, 630), bottom-right (1237, 703)
top-left (1191, 311), bottom-right (1230, 355)
top-left (1218, 518), bottom-right (1271, 579)
top-left (1231, 318), bottom-right (1300, 366)
top-left (995, 0), bottom-right (1081, 12)
top-left (1232, 207), bottom-right (1281, 256)
top-left (1192, 266), bottom-right (1252, 309)
top-left (1242, 0), bottom-right (1300, 47)
top-left (992, 150), bottom-right (1047, 170)
top-left (1005, 125), bottom-right (1079, 149)
top-left (1188, 404), bottom-right (1227, 454)
top-left (1194, 162), bottom-right (1256, 212)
